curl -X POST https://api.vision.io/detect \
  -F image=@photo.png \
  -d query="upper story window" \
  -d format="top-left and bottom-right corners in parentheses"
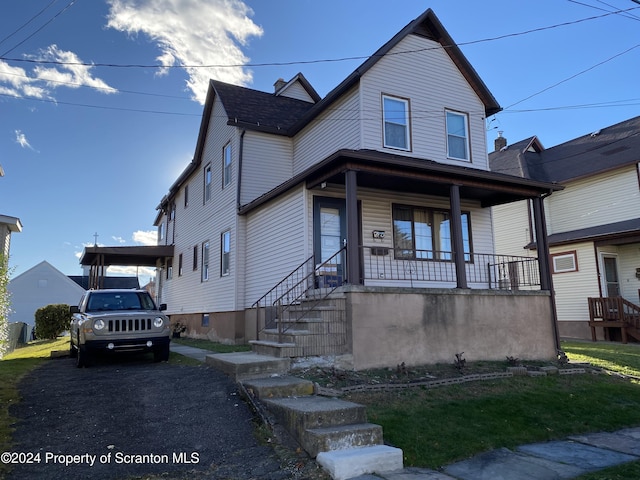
top-left (204, 164), bottom-right (212, 202)
top-left (223, 143), bottom-right (232, 188)
top-left (184, 184), bottom-right (189, 208)
top-left (221, 230), bottom-right (230, 276)
top-left (158, 222), bottom-right (165, 243)
top-left (202, 241), bottom-right (210, 281)
top-left (382, 95), bottom-right (410, 151)
top-left (446, 110), bottom-right (470, 161)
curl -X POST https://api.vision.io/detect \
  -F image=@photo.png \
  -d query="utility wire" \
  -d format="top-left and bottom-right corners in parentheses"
top-left (1, 0), bottom-right (79, 57)
top-left (0, 0), bottom-right (59, 48)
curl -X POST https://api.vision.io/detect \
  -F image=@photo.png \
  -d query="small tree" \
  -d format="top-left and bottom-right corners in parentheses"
top-left (34, 304), bottom-right (71, 340)
top-left (0, 254), bottom-right (11, 358)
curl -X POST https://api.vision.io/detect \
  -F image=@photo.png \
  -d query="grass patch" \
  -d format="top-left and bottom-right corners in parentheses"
top-left (172, 337), bottom-right (251, 354)
top-left (563, 340), bottom-right (640, 377)
top-left (0, 338), bottom-right (70, 476)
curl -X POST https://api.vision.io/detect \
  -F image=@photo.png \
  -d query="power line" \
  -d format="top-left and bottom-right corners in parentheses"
top-left (1, 6), bottom-right (638, 69)
top-left (0, 0), bottom-right (59, 48)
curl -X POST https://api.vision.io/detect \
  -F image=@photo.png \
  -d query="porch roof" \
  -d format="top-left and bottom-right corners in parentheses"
top-left (79, 245), bottom-right (174, 267)
top-left (544, 218), bottom-right (640, 248)
top-left (239, 149), bottom-right (562, 214)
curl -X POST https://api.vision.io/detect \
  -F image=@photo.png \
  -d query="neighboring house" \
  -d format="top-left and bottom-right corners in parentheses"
top-left (8, 261), bottom-right (85, 327)
top-left (490, 116), bottom-right (640, 342)
top-left (0, 214), bottom-right (22, 259)
top-left (8, 261), bottom-right (140, 327)
top-left (149, 8), bottom-right (561, 369)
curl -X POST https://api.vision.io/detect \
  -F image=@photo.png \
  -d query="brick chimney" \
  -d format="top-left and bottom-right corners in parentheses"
top-left (273, 78), bottom-right (287, 93)
top-left (494, 131), bottom-right (507, 152)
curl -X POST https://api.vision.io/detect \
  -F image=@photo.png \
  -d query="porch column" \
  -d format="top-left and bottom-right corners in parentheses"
top-left (345, 169), bottom-right (361, 285)
top-left (532, 195), bottom-right (561, 350)
top-left (450, 184), bottom-right (468, 289)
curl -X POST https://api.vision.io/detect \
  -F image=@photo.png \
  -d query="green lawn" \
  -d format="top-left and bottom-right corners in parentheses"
top-left (345, 340), bottom-right (640, 471)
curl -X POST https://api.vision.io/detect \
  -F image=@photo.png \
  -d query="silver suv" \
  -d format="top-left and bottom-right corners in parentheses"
top-left (69, 289), bottom-right (171, 367)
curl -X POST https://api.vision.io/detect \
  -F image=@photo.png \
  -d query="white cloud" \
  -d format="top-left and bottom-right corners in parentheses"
top-left (106, 0), bottom-right (263, 104)
top-left (133, 229), bottom-right (157, 246)
top-left (14, 130), bottom-right (35, 150)
top-left (112, 236), bottom-right (126, 244)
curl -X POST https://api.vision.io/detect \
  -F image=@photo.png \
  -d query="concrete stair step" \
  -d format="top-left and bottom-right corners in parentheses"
top-left (249, 340), bottom-right (300, 358)
top-left (242, 375), bottom-right (314, 400)
top-left (263, 396), bottom-right (367, 432)
top-left (205, 352), bottom-right (290, 381)
top-left (304, 423), bottom-right (383, 457)
top-left (316, 445), bottom-right (404, 480)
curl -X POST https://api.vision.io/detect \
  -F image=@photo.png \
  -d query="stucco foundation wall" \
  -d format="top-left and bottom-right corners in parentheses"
top-left (170, 311), bottom-right (248, 345)
top-left (345, 287), bottom-right (556, 370)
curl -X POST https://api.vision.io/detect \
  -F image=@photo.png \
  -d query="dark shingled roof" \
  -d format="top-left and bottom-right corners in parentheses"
top-left (69, 276), bottom-right (140, 290)
top-left (489, 116), bottom-right (640, 183)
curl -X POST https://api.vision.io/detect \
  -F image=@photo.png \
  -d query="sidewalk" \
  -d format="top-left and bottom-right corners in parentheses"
top-left (170, 343), bottom-right (640, 480)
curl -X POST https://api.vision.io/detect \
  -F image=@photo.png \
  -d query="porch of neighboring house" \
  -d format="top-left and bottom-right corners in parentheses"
top-left (588, 296), bottom-right (640, 343)
top-left (246, 150), bottom-right (562, 369)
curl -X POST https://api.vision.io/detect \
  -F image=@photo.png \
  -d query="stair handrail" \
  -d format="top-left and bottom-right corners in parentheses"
top-left (621, 297), bottom-right (640, 328)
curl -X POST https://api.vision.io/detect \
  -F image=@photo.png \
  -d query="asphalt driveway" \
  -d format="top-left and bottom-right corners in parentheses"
top-left (6, 354), bottom-right (325, 480)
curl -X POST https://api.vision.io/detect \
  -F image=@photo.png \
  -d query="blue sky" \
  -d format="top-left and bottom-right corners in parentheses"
top-left (2, 0), bottom-right (638, 282)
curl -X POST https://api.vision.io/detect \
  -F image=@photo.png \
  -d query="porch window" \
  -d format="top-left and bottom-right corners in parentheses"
top-left (204, 164), bottom-right (212, 202)
top-left (223, 142), bottom-right (232, 187)
top-left (382, 95), bottom-right (410, 150)
top-left (446, 110), bottom-right (470, 161)
top-left (202, 241), bottom-right (210, 281)
top-left (392, 205), bottom-right (471, 261)
top-left (221, 230), bottom-right (230, 276)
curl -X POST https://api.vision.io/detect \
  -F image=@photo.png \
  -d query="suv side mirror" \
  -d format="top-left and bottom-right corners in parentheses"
top-left (159, 303), bottom-right (167, 311)
top-left (70, 305), bottom-right (80, 314)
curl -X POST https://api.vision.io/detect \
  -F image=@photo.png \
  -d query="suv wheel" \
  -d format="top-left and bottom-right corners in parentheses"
top-left (76, 345), bottom-right (91, 368)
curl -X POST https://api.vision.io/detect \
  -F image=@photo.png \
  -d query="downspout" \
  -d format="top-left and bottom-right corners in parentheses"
top-left (237, 129), bottom-right (246, 211)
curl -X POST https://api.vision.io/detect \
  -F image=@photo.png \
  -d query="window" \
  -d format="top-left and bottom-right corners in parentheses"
top-left (202, 313), bottom-right (210, 327)
top-left (178, 253), bottom-right (183, 276)
top-left (392, 204), bottom-right (471, 261)
top-left (552, 251), bottom-right (578, 273)
top-left (158, 222), bottom-right (165, 242)
top-left (193, 245), bottom-right (198, 271)
top-left (202, 242), bottom-right (210, 281)
top-left (166, 258), bottom-right (173, 280)
top-left (382, 95), bottom-right (410, 150)
top-left (223, 143), bottom-right (232, 187)
top-left (221, 230), bottom-right (230, 276)
top-left (204, 164), bottom-right (212, 202)
top-left (184, 184), bottom-right (189, 208)
top-left (446, 110), bottom-right (470, 161)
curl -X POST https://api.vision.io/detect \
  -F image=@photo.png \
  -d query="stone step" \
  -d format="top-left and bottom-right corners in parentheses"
top-left (303, 422), bottom-right (383, 458)
top-left (249, 340), bottom-right (300, 358)
top-left (263, 396), bottom-right (367, 434)
top-left (242, 375), bottom-right (314, 400)
top-left (205, 352), bottom-right (290, 381)
top-left (316, 445), bottom-right (404, 480)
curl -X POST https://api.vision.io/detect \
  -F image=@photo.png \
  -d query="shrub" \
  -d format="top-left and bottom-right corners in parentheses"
top-left (0, 255), bottom-right (11, 358)
top-left (34, 304), bottom-right (71, 340)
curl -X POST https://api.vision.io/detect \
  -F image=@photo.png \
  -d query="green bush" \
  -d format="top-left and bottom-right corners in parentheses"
top-left (34, 304), bottom-right (71, 340)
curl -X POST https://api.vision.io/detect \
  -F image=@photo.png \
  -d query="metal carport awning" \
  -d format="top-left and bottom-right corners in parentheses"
top-left (79, 245), bottom-right (174, 290)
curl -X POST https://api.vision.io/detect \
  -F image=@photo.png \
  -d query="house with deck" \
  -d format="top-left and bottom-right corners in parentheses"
top-left (490, 116), bottom-right (640, 343)
top-left (153, 8), bottom-right (561, 369)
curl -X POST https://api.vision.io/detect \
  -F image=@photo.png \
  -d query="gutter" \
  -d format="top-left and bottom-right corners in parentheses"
top-left (237, 130), bottom-right (246, 211)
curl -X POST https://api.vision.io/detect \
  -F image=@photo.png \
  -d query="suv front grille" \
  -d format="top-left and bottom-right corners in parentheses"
top-left (108, 318), bottom-right (153, 333)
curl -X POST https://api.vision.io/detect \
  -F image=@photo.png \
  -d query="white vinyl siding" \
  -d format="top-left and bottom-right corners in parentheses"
top-left (276, 80), bottom-right (316, 102)
top-left (492, 200), bottom-right (535, 257)
top-left (244, 186), bottom-right (307, 307)
top-left (617, 243), bottom-right (640, 302)
top-left (293, 87), bottom-right (360, 174)
top-left (546, 165), bottom-right (640, 235)
top-left (360, 34), bottom-right (488, 170)
top-left (241, 131), bottom-right (293, 205)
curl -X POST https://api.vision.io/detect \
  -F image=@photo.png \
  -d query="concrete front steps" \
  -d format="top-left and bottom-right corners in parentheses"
top-left (207, 351), bottom-right (403, 480)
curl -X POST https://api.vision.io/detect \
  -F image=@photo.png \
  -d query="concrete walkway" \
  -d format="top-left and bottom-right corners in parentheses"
top-left (170, 343), bottom-right (640, 480)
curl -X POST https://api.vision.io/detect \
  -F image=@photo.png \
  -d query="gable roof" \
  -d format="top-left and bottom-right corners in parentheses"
top-left (490, 116), bottom-right (640, 183)
top-left (68, 276), bottom-right (140, 290)
top-left (9, 260), bottom-right (85, 293)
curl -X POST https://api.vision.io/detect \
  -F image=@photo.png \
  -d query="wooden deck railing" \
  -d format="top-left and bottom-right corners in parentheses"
top-left (588, 297), bottom-right (640, 343)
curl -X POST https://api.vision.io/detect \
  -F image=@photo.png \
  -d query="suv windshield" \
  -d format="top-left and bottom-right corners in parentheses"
top-left (86, 292), bottom-right (156, 312)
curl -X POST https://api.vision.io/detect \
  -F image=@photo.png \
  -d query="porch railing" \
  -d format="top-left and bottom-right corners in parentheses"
top-left (253, 247), bottom-right (347, 343)
top-left (360, 246), bottom-right (540, 289)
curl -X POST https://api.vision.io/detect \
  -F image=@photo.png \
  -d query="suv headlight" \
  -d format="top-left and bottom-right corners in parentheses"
top-left (94, 319), bottom-right (106, 330)
top-left (154, 317), bottom-right (164, 328)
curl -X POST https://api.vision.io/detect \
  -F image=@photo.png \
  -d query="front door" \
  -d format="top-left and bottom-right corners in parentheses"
top-left (313, 197), bottom-right (346, 286)
top-left (602, 254), bottom-right (621, 297)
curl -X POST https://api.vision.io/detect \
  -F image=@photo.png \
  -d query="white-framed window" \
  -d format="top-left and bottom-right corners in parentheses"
top-left (202, 241), bottom-right (210, 281)
top-left (223, 143), bottom-right (232, 187)
top-left (178, 253), bottom-right (183, 277)
top-left (446, 110), bottom-right (470, 161)
top-left (193, 245), bottom-right (198, 271)
top-left (166, 258), bottom-right (173, 280)
top-left (184, 184), bottom-right (189, 208)
top-left (204, 164), bottom-right (212, 202)
top-left (552, 251), bottom-right (578, 273)
top-left (221, 230), bottom-right (230, 276)
top-left (158, 222), bottom-right (165, 242)
top-left (382, 94), bottom-right (410, 150)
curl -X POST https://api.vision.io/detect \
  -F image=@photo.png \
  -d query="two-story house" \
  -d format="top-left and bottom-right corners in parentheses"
top-left (491, 116), bottom-right (640, 343)
top-left (153, 8), bottom-right (561, 370)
